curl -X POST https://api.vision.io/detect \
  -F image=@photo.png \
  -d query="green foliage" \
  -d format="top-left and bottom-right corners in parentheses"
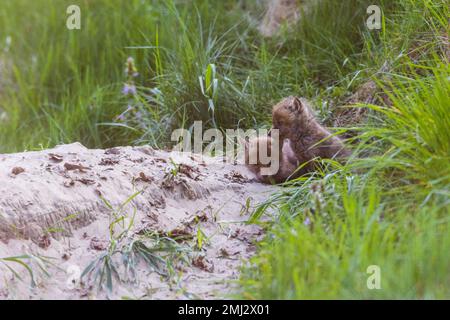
top-left (238, 0), bottom-right (450, 299)
top-left (82, 193), bottom-right (190, 294)
top-left (0, 254), bottom-right (53, 287)
top-left (0, 0), bottom-right (448, 299)
top-left (0, 0), bottom-right (402, 151)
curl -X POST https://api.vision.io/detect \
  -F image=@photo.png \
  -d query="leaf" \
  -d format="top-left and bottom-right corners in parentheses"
top-left (2, 257), bottom-right (36, 287)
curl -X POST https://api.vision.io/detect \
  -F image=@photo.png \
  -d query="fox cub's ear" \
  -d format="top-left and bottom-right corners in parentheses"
top-left (288, 97), bottom-right (303, 113)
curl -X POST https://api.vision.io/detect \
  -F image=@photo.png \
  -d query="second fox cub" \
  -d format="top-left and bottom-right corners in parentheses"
top-left (244, 135), bottom-right (298, 184)
top-left (272, 96), bottom-right (350, 174)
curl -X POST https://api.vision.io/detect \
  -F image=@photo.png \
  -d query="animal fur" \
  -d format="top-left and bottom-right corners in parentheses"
top-left (272, 96), bottom-right (350, 175)
top-left (244, 135), bottom-right (299, 184)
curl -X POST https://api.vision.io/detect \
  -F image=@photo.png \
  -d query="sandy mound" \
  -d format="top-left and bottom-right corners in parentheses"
top-left (0, 143), bottom-right (277, 299)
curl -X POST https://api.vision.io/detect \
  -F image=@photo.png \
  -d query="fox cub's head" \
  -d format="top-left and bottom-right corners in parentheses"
top-left (272, 96), bottom-right (314, 139)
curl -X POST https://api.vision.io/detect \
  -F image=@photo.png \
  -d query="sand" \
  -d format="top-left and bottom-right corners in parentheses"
top-left (0, 143), bottom-right (278, 299)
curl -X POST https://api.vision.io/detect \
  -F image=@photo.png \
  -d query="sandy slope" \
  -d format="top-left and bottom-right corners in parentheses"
top-left (0, 143), bottom-right (277, 299)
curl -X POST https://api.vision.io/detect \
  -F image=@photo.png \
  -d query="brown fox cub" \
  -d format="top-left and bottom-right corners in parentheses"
top-left (244, 135), bottom-right (299, 184)
top-left (272, 96), bottom-right (350, 174)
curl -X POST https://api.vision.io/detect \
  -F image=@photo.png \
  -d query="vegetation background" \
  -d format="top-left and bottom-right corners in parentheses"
top-left (0, 0), bottom-right (448, 299)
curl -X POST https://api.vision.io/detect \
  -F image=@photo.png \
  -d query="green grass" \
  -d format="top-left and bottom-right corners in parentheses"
top-left (238, 17), bottom-right (450, 298)
top-left (82, 192), bottom-right (190, 294)
top-left (241, 177), bottom-right (449, 299)
top-left (239, 58), bottom-right (449, 299)
top-left (0, 0), bottom-right (449, 299)
top-left (0, 254), bottom-right (53, 288)
top-left (0, 0), bottom-right (390, 151)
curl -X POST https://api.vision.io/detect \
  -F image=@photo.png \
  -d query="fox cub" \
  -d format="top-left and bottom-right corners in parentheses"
top-left (272, 96), bottom-right (350, 175)
top-left (244, 135), bottom-right (298, 184)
